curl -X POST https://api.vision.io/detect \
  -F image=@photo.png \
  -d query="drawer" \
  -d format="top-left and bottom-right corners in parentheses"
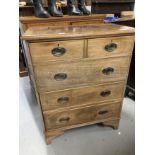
top-left (40, 82), bottom-right (125, 111)
top-left (29, 40), bottom-right (84, 63)
top-left (43, 102), bottom-right (121, 130)
top-left (88, 36), bottom-right (134, 59)
top-left (34, 57), bottom-right (130, 92)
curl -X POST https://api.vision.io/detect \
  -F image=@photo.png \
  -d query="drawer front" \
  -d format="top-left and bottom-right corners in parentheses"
top-left (88, 36), bottom-right (134, 59)
top-left (40, 82), bottom-right (125, 111)
top-left (34, 57), bottom-right (130, 92)
top-left (29, 40), bottom-right (84, 63)
top-left (43, 102), bottom-right (121, 130)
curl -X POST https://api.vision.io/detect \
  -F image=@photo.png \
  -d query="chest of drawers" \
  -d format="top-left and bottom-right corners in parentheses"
top-left (21, 22), bottom-right (134, 144)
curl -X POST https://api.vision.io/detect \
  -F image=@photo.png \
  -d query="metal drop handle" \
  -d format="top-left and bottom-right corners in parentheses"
top-left (54, 73), bottom-right (67, 81)
top-left (59, 117), bottom-right (70, 123)
top-left (100, 90), bottom-right (111, 97)
top-left (57, 97), bottom-right (69, 104)
top-left (102, 67), bottom-right (114, 75)
top-left (98, 110), bottom-right (108, 115)
top-left (51, 47), bottom-right (66, 57)
top-left (105, 43), bottom-right (117, 52)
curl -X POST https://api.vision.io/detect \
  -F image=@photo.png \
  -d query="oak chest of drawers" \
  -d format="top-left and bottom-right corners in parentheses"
top-left (21, 22), bottom-right (134, 144)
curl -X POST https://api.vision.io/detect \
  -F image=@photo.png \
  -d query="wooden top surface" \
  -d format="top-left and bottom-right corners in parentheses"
top-left (20, 14), bottom-right (107, 23)
top-left (22, 23), bottom-right (135, 41)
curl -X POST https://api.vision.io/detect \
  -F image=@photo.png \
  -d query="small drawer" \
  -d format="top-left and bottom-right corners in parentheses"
top-left (40, 82), bottom-right (125, 111)
top-left (34, 57), bottom-right (130, 92)
top-left (29, 40), bottom-right (84, 63)
top-left (43, 102), bottom-right (121, 130)
top-left (88, 36), bottom-right (134, 59)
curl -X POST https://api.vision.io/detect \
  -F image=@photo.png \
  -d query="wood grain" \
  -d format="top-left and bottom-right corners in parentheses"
top-left (29, 40), bottom-right (84, 63)
top-left (21, 23), bottom-right (135, 41)
top-left (34, 57), bottom-right (131, 92)
top-left (43, 101), bottom-right (121, 130)
top-left (101, 119), bottom-right (120, 129)
top-left (40, 82), bottom-right (125, 111)
top-left (70, 20), bottom-right (104, 26)
top-left (20, 20), bottom-right (135, 144)
top-left (45, 118), bottom-right (120, 144)
top-left (88, 36), bottom-right (134, 59)
top-left (20, 14), bottom-right (109, 33)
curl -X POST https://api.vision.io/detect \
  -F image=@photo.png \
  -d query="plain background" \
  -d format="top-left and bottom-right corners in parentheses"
top-left (0, 0), bottom-right (155, 154)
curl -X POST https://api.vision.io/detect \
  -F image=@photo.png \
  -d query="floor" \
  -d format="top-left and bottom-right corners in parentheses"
top-left (19, 77), bottom-right (135, 155)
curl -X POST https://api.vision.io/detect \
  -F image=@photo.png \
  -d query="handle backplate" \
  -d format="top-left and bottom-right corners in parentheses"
top-left (52, 47), bottom-right (66, 57)
top-left (102, 67), bottom-right (114, 75)
top-left (105, 43), bottom-right (117, 52)
top-left (57, 97), bottom-right (69, 104)
top-left (59, 117), bottom-right (70, 123)
top-left (54, 73), bottom-right (67, 81)
top-left (100, 90), bottom-right (111, 97)
top-left (98, 110), bottom-right (108, 115)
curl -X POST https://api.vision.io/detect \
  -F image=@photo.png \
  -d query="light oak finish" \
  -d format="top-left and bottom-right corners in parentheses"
top-left (20, 19), bottom-right (135, 144)
top-left (34, 57), bottom-right (130, 92)
top-left (20, 14), bottom-right (109, 32)
top-left (29, 36), bottom-right (134, 64)
top-left (45, 129), bottom-right (64, 145)
top-left (19, 14), bottom-right (107, 24)
top-left (40, 82), bottom-right (125, 111)
top-left (121, 11), bottom-right (134, 17)
top-left (70, 20), bottom-right (104, 26)
top-left (45, 118), bottom-right (120, 144)
top-left (22, 23), bottom-right (135, 41)
top-left (88, 36), bottom-right (134, 59)
top-left (101, 119), bottom-right (120, 129)
top-left (43, 101), bottom-right (121, 130)
top-left (29, 40), bottom-right (84, 63)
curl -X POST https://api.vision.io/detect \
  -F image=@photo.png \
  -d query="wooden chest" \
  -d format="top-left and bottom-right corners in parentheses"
top-left (20, 18), bottom-right (134, 144)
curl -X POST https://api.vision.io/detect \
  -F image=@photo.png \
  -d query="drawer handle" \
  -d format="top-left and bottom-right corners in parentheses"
top-left (57, 97), bottom-right (69, 104)
top-left (105, 43), bottom-right (117, 52)
top-left (102, 67), bottom-right (114, 75)
top-left (51, 47), bottom-right (66, 57)
top-left (59, 117), bottom-right (70, 123)
top-left (100, 90), bottom-right (111, 97)
top-left (54, 73), bottom-right (67, 81)
top-left (98, 110), bottom-right (108, 115)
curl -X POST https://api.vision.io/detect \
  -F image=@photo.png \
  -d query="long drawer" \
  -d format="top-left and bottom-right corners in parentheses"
top-left (29, 40), bottom-right (84, 63)
top-left (40, 82), bottom-right (125, 111)
top-left (88, 36), bottom-right (134, 59)
top-left (43, 101), bottom-right (121, 130)
top-left (34, 57), bottom-right (130, 92)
